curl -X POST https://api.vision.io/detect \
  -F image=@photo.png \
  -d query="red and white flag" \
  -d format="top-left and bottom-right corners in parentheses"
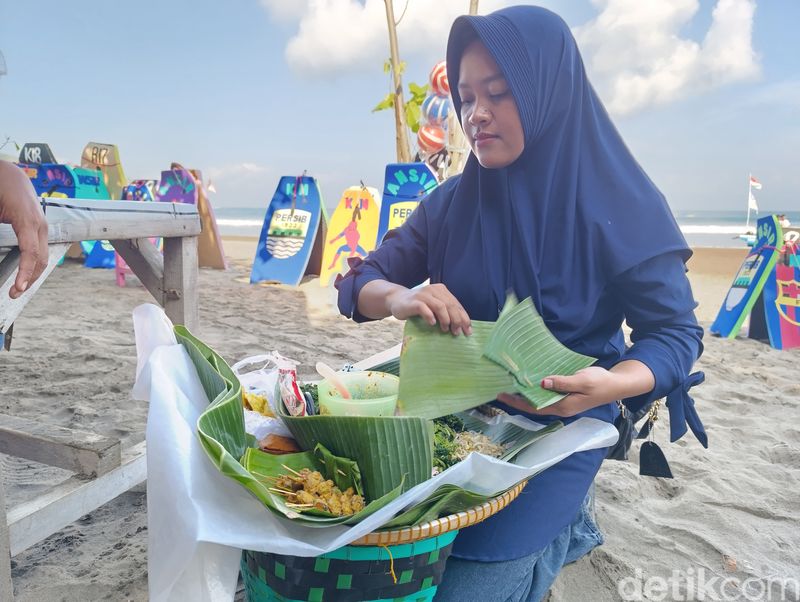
top-left (749, 175), bottom-right (762, 190)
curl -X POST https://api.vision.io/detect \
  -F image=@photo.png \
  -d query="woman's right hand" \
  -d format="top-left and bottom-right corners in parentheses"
top-left (386, 283), bottom-right (472, 336)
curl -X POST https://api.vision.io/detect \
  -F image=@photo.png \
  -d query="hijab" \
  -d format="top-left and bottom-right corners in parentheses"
top-left (429, 6), bottom-right (689, 348)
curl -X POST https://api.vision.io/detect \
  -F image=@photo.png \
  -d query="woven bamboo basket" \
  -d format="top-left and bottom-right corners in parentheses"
top-left (240, 480), bottom-right (527, 602)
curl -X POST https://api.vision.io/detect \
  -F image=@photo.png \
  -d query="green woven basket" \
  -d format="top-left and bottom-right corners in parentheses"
top-left (240, 530), bottom-right (458, 602)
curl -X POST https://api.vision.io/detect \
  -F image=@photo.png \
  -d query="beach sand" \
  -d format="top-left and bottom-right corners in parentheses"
top-left (2, 238), bottom-right (797, 601)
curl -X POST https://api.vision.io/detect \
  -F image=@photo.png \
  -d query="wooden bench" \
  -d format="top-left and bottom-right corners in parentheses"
top-left (0, 198), bottom-right (202, 599)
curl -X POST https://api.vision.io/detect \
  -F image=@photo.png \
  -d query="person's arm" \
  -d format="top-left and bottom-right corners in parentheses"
top-left (498, 251), bottom-right (703, 416)
top-left (0, 161), bottom-right (48, 298)
top-left (335, 201), bottom-right (472, 335)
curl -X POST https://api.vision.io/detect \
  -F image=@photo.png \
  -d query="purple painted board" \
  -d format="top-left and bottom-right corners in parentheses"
top-left (156, 165), bottom-right (198, 205)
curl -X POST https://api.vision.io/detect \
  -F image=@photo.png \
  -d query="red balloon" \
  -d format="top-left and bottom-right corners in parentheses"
top-left (418, 124), bottom-right (446, 154)
top-left (429, 60), bottom-right (449, 97)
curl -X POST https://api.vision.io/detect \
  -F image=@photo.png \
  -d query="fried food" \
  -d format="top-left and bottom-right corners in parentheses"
top-left (269, 467), bottom-right (366, 517)
top-left (258, 434), bottom-right (301, 455)
top-left (243, 391), bottom-right (274, 417)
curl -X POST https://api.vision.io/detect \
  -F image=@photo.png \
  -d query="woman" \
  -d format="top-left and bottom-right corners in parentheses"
top-left (336, 6), bottom-right (705, 601)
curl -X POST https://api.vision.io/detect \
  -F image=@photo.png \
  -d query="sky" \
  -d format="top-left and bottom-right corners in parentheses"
top-left (1, 0), bottom-right (798, 214)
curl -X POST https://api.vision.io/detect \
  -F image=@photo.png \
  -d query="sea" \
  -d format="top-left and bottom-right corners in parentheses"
top-left (214, 207), bottom-right (800, 249)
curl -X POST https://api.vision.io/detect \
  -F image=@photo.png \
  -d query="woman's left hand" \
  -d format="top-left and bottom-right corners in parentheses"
top-left (497, 362), bottom-right (653, 417)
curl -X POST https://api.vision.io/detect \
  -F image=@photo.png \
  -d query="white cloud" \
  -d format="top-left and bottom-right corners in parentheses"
top-left (264, 0), bottom-right (761, 115)
top-left (574, 0), bottom-right (760, 115)
top-left (268, 0), bottom-right (521, 77)
top-left (259, 0), bottom-right (312, 23)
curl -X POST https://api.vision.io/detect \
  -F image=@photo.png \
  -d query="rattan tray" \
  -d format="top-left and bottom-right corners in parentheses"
top-left (349, 479), bottom-right (528, 546)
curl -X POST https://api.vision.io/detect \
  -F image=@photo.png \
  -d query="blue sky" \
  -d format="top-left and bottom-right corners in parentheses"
top-left (1, 0), bottom-right (798, 214)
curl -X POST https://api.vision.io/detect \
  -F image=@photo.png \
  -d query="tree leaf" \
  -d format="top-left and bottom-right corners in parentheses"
top-left (372, 93), bottom-right (395, 113)
top-left (405, 102), bottom-right (422, 133)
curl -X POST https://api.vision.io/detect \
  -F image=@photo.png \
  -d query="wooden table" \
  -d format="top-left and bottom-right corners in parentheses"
top-left (0, 198), bottom-right (202, 599)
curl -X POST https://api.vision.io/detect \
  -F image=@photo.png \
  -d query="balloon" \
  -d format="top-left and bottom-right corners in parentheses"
top-left (429, 60), bottom-right (449, 97)
top-left (421, 94), bottom-right (450, 126)
top-left (417, 124), bottom-right (446, 154)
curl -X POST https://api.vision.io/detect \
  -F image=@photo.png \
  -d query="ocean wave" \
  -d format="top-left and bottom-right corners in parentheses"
top-left (679, 225), bottom-right (751, 234)
top-left (217, 218), bottom-right (264, 228)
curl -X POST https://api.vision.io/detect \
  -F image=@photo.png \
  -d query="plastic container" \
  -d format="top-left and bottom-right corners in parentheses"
top-left (317, 371), bottom-right (399, 417)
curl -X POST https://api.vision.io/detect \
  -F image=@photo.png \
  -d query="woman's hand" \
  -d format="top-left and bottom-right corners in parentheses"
top-left (0, 161), bottom-right (48, 299)
top-left (386, 283), bottom-right (472, 336)
top-left (496, 360), bottom-right (655, 417)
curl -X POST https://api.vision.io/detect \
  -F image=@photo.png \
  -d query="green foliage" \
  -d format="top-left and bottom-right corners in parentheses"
top-left (374, 59), bottom-right (430, 134)
top-left (372, 92), bottom-right (395, 113)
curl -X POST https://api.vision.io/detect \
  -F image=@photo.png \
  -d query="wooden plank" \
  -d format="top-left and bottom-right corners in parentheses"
top-left (0, 413), bottom-right (121, 478)
top-left (163, 236), bottom-right (199, 331)
top-left (0, 243), bottom-right (70, 333)
top-left (0, 469), bottom-right (13, 601)
top-left (110, 238), bottom-right (164, 301)
top-left (7, 441), bottom-right (147, 557)
top-left (0, 201), bottom-right (200, 247)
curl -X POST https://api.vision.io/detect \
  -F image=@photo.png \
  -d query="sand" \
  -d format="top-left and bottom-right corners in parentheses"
top-left (1, 238), bottom-right (797, 601)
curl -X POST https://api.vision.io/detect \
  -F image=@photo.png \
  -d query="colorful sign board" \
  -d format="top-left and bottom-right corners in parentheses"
top-left (251, 175), bottom-right (325, 286)
top-left (711, 215), bottom-right (782, 339)
top-left (319, 185), bottom-right (381, 287)
top-left (375, 163), bottom-right (438, 244)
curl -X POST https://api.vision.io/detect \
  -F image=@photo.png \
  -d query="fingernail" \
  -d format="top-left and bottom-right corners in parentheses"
top-left (19, 281), bottom-right (28, 292)
top-left (541, 378), bottom-right (553, 389)
top-left (453, 327), bottom-right (461, 336)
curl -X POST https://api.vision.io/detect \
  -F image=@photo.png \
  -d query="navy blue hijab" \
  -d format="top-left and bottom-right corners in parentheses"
top-left (436, 6), bottom-right (689, 346)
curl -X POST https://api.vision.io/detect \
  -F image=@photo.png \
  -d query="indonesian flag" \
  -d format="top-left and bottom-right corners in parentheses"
top-left (749, 190), bottom-right (759, 211)
top-left (750, 175), bottom-right (762, 190)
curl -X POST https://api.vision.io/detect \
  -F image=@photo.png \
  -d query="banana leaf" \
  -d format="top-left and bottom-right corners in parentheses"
top-left (241, 446), bottom-right (403, 526)
top-left (380, 484), bottom-right (498, 529)
top-left (397, 295), bottom-right (597, 418)
top-left (397, 318), bottom-right (517, 419)
top-left (277, 401), bottom-right (433, 501)
top-left (314, 443), bottom-right (363, 497)
top-left (483, 297), bottom-right (596, 409)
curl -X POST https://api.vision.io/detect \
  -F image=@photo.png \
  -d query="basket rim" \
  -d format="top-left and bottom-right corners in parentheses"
top-left (349, 479), bottom-right (528, 546)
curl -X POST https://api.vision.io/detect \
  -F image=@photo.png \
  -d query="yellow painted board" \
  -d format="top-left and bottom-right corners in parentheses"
top-left (319, 186), bottom-right (381, 287)
top-left (81, 142), bottom-right (127, 199)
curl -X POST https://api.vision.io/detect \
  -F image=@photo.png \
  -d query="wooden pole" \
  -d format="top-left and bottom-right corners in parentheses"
top-left (384, 0), bottom-right (412, 163)
top-left (443, 1), bottom-right (480, 178)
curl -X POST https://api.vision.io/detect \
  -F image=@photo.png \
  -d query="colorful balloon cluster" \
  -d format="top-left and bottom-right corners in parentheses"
top-left (417, 61), bottom-right (451, 155)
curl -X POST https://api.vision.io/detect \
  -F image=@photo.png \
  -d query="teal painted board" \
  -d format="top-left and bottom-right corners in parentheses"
top-left (710, 215), bottom-right (781, 338)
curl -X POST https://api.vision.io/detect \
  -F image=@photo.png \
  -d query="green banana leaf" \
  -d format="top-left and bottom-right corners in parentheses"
top-left (314, 443), bottom-right (363, 497)
top-left (397, 318), bottom-right (516, 419)
top-left (278, 402), bottom-right (434, 501)
top-left (380, 484), bottom-right (499, 529)
top-left (397, 295), bottom-right (597, 418)
top-left (484, 297), bottom-right (596, 409)
top-left (241, 446), bottom-right (403, 526)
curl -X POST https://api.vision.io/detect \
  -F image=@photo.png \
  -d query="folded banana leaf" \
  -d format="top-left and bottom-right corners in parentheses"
top-left (241, 446), bottom-right (403, 526)
top-left (398, 295), bottom-right (596, 418)
top-left (483, 297), bottom-right (596, 409)
top-left (277, 400), bottom-right (433, 501)
top-left (380, 484), bottom-right (497, 529)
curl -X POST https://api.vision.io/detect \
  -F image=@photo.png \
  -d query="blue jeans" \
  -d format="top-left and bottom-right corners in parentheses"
top-left (435, 486), bottom-right (603, 601)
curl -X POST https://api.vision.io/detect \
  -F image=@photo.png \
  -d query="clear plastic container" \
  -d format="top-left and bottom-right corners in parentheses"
top-left (317, 371), bottom-right (399, 417)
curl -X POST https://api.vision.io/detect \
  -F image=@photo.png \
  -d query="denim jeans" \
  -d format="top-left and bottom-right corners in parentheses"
top-left (434, 486), bottom-right (603, 602)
